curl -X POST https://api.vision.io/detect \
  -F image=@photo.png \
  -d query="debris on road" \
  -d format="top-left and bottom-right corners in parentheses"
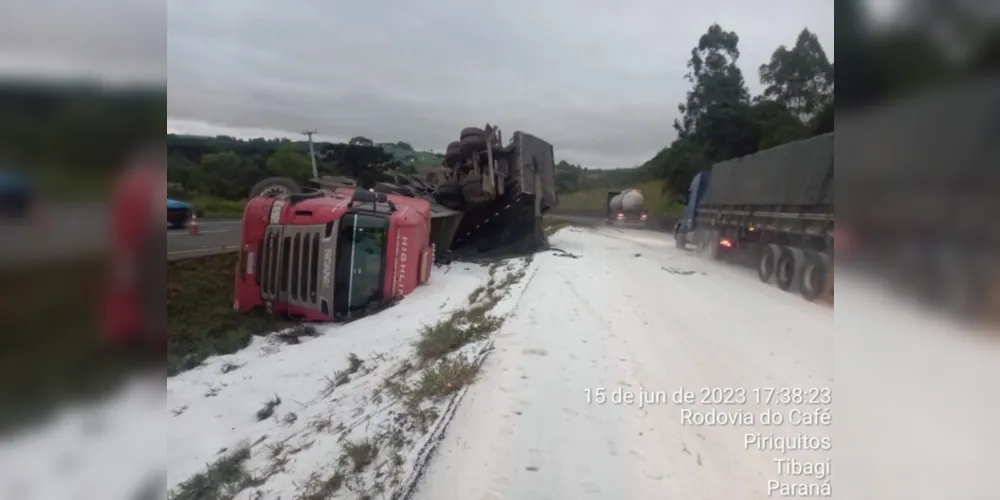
top-left (661, 266), bottom-right (696, 275)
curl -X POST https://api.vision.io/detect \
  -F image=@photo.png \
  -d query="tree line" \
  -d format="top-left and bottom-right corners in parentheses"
top-left (0, 80), bottom-right (164, 198)
top-left (166, 134), bottom-right (412, 200)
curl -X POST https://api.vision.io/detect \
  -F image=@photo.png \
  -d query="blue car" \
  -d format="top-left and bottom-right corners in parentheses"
top-left (0, 169), bottom-right (36, 219)
top-left (167, 198), bottom-right (195, 228)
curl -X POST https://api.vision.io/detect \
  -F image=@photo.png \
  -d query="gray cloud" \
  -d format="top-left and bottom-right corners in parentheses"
top-left (0, 0), bottom-right (164, 82)
top-left (164, 0), bottom-right (833, 168)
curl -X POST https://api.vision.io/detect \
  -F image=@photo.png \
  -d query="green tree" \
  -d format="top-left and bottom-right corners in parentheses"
top-left (749, 99), bottom-right (808, 149)
top-left (266, 144), bottom-right (313, 183)
top-left (650, 24), bottom-right (758, 200)
top-left (349, 136), bottom-right (374, 147)
top-left (675, 24), bottom-right (758, 163)
top-left (320, 142), bottom-right (399, 188)
top-left (200, 152), bottom-right (245, 199)
top-left (758, 29), bottom-right (835, 121)
top-left (167, 150), bottom-right (207, 195)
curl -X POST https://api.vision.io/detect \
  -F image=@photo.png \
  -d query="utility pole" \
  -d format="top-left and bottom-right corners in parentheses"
top-left (302, 129), bottom-right (319, 178)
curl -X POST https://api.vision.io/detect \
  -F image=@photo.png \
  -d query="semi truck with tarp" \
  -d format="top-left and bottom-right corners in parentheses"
top-left (233, 125), bottom-right (557, 321)
top-left (674, 133), bottom-right (834, 301)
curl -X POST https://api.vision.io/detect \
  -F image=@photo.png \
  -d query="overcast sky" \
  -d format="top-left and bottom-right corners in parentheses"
top-left (2, 0), bottom-right (832, 169)
top-left (164, 0), bottom-right (833, 168)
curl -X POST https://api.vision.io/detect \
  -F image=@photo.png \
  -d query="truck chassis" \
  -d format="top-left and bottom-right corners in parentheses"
top-left (679, 206), bottom-right (833, 301)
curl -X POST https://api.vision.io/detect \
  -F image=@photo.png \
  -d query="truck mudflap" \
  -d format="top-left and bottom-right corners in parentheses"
top-left (429, 189), bottom-right (547, 263)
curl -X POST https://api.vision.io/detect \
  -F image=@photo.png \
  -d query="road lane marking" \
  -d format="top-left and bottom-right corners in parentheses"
top-left (167, 245), bottom-right (240, 255)
top-left (167, 229), bottom-right (229, 236)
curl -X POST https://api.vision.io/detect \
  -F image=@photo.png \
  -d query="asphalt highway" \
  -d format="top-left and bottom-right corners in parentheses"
top-left (0, 210), bottom-right (614, 267)
top-left (166, 219), bottom-right (243, 260)
top-left (165, 215), bottom-right (617, 260)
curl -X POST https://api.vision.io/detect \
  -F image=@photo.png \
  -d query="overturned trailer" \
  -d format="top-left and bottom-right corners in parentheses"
top-left (233, 125), bottom-right (558, 321)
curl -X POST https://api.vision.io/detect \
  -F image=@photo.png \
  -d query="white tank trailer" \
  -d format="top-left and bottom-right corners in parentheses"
top-left (609, 189), bottom-right (644, 213)
top-left (606, 188), bottom-right (647, 225)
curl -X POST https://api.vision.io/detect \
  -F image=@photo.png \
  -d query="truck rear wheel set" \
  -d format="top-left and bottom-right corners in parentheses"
top-left (756, 244), bottom-right (830, 301)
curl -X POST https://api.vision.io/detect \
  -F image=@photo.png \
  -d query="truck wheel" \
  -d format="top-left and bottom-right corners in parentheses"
top-left (675, 231), bottom-right (686, 250)
top-left (758, 244), bottom-right (781, 283)
top-left (460, 127), bottom-right (486, 141)
top-left (461, 134), bottom-right (486, 149)
top-left (799, 251), bottom-right (829, 301)
top-left (775, 247), bottom-right (805, 292)
top-left (435, 181), bottom-right (465, 210)
top-left (249, 177), bottom-right (302, 198)
top-left (706, 230), bottom-right (723, 261)
top-left (461, 174), bottom-right (493, 205)
top-left (445, 141), bottom-right (464, 165)
top-left (694, 230), bottom-right (709, 253)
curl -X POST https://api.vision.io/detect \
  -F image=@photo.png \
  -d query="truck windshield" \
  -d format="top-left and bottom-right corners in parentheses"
top-left (333, 213), bottom-right (390, 320)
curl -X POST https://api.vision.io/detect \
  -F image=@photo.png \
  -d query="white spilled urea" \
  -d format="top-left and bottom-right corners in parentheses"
top-left (167, 257), bottom-right (537, 499)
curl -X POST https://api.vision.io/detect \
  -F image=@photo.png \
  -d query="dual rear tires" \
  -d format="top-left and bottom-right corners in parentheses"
top-left (758, 244), bottom-right (830, 301)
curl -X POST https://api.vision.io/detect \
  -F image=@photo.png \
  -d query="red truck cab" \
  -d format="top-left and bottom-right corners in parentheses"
top-left (103, 153), bottom-right (166, 353)
top-left (234, 187), bottom-right (434, 321)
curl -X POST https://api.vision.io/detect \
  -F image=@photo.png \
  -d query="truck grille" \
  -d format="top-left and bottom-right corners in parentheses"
top-left (259, 224), bottom-right (332, 314)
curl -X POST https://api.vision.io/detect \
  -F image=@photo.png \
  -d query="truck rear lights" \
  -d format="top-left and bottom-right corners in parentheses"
top-left (720, 238), bottom-right (734, 248)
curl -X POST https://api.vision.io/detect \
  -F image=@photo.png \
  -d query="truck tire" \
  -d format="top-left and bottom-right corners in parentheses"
top-left (799, 251), bottom-right (829, 301)
top-left (249, 177), bottom-right (302, 198)
top-left (694, 229), bottom-right (708, 253)
top-left (445, 141), bottom-right (464, 163)
top-left (758, 244), bottom-right (781, 283)
top-left (435, 181), bottom-right (465, 210)
top-left (706, 230), bottom-right (723, 261)
top-left (460, 127), bottom-right (486, 141)
top-left (461, 174), bottom-right (493, 205)
top-left (775, 246), bottom-right (805, 292)
top-left (461, 134), bottom-right (486, 149)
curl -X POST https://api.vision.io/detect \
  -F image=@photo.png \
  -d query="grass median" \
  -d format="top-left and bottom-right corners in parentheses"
top-left (189, 196), bottom-right (247, 218)
top-left (0, 256), bottom-right (133, 433)
top-left (168, 253), bottom-right (290, 375)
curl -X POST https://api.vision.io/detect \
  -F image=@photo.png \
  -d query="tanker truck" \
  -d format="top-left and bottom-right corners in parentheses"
top-left (605, 188), bottom-right (648, 226)
top-left (233, 125), bottom-right (557, 321)
top-left (674, 133), bottom-right (834, 301)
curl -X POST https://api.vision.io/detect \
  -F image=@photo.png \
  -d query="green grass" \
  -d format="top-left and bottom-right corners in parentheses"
top-left (0, 257), bottom-right (142, 435)
top-left (169, 441), bottom-right (259, 500)
top-left (34, 169), bottom-right (114, 202)
top-left (188, 196), bottom-right (247, 218)
top-left (558, 180), bottom-right (684, 216)
top-left (168, 253), bottom-right (290, 374)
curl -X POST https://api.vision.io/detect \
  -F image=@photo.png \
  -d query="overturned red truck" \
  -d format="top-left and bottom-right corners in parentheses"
top-left (234, 125), bottom-right (558, 321)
